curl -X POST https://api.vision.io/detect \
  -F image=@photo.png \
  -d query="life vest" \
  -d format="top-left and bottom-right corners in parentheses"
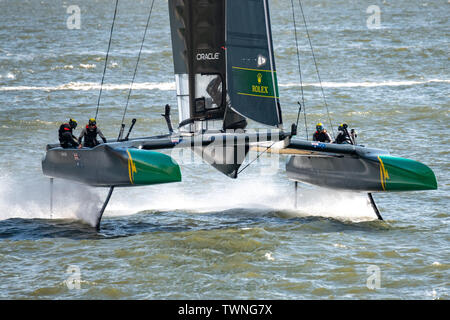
top-left (83, 125), bottom-right (99, 146)
top-left (58, 123), bottom-right (72, 141)
top-left (313, 130), bottom-right (331, 142)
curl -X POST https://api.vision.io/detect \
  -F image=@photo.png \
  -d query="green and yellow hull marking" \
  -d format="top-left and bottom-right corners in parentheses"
top-left (377, 155), bottom-right (437, 191)
top-left (378, 156), bottom-right (390, 191)
top-left (126, 149), bottom-right (181, 186)
top-left (127, 150), bottom-right (137, 184)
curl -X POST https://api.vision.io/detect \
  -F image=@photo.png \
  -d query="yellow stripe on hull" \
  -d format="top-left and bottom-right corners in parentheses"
top-left (127, 149), bottom-right (137, 184)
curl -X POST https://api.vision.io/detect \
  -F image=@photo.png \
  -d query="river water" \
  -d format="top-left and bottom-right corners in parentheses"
top-left (0, 0), bottom-right (448, 299)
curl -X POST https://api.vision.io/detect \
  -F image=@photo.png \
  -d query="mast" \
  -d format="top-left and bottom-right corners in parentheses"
top-left (170, 0), bottom-right (286, 133)
top-left (263, 0), bottom-right (282, 126)
top-left (168, 0), bottom-right (229, 132)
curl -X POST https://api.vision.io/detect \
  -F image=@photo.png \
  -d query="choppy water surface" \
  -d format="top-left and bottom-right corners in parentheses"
top-left (0, 0), bottom-right (448, 299)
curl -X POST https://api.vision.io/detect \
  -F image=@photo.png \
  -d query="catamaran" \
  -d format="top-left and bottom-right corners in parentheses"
top-left (42, 0), bottom-right (437, 229)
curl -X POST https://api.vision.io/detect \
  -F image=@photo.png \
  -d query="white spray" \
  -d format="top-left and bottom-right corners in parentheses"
top-left (0, 170), bottom-right (378, 226)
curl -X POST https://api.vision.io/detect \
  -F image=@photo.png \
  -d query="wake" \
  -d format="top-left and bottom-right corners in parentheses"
top-left (0, 172), bottom-right (379, 227)
top-left (0, 175), bottom-right (103, 227)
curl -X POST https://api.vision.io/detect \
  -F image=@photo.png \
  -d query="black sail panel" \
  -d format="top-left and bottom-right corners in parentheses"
top-left (226, 0), bottom-right (282, 127)
top-left (168, 0), bottom-right (228, 127)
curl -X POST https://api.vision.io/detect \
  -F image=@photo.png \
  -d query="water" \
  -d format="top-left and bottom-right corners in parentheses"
top-left (0, 0), bottom-right (448, 299)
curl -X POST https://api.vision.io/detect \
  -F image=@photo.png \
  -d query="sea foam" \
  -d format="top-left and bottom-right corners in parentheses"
top-left (1, 79), bottom-right (448, 92)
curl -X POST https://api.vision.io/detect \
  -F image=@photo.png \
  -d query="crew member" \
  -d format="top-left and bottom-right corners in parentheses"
top-left (313, 122), bottom-right (332, 143)
top-left (78, 118), bottom-right (107, 148)
top-left (59, 118), bottom-right (80, 148)
top-left (334, 123), bottom-right (353, 144)
top-left (350, 128), bottom-right (357, 145)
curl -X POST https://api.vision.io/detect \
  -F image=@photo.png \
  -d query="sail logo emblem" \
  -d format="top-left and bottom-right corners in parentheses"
top-left (196, 52), bottom-right (220, 61)
top-left (252, 73), bottom-right (269, 94)
top-left (232, 66), bottom-right (278, 99)
top-left (257, 54), bottom-right (267, 67)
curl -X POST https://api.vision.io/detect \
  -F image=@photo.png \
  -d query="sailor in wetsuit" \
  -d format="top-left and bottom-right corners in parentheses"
top-left (58, 118), bottom-right (80, 148)
top-left (78, 118), bottom-right (107, 148)
top-left (313, 122), bottom-right (332, 143)
top-left (334, 123), bottom-right (353, 144)
top-left (350, 128), bottom-right (357, 145)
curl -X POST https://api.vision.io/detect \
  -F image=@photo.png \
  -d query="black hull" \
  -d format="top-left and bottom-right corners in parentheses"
top-left (286, 153), bottom-right (383, 192)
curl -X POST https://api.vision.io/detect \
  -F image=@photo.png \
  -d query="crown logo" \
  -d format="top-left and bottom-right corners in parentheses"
top-left (257, 73), bottom-right (262, 84)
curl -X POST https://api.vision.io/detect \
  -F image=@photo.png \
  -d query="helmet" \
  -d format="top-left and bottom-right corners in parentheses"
top-left (69, 118), bottom-right (77, 129)
top-left (316, 122), bottom-right (324, 132)
top-left (88, 118), bottom-right (96, 126)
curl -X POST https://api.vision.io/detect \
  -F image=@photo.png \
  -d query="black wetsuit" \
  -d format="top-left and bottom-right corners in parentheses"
top-left (78, 125), bottom-right (107, 148)
top-left (313, 130), bottom-right (332, 143)
top-left (334, 131), bottom-right (353, 144)
top-left (58, 123), bottom-right (79, 148)
top-left (350, 130), bottom-right (357, 145)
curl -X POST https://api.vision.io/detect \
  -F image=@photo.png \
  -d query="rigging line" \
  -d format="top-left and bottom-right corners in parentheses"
top-left (95, 0), bottom-right (119, 120)
top-left (119, 0), bottom-right (155, 138)
top-left (290, 0), bottom-right (308, 140)
top-left (303, 101), bottom-right (308, 140)
top-left (237, 141), bottom-right (277, 175)
top-left (298, 0), bottom-right (335, 138)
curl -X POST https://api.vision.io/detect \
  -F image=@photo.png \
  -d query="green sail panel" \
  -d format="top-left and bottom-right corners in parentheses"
top-left (231, 67), bottom-right (279, 99)
top-left (226, 0), bottom-right (282, 127)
